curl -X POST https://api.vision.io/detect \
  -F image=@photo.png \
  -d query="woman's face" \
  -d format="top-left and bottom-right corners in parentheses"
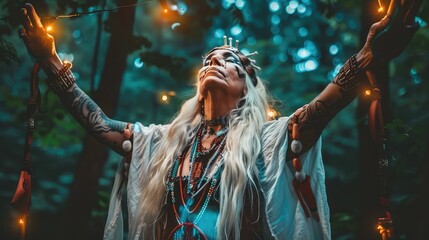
top-left (198, 49), bottom-right (247, 101)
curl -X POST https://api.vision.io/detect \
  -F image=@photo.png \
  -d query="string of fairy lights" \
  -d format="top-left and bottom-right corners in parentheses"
top-left (0, 0), bottom-right (168, 23)
top-left (1, 0), bottom-right (182, 113)
top-left (0, 0), bottom-right (389, 120)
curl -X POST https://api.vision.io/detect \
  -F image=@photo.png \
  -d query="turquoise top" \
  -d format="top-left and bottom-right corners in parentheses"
top-left (158, 177), bottom-right (271, 240)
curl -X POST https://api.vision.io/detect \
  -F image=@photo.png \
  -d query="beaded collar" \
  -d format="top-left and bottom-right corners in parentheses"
top-left (202, 115), bottom-right (229, 127)
top-left (202, 115), bottom-right (229, 135)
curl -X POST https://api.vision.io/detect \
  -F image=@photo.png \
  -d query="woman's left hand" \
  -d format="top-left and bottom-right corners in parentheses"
top-left (359, 0), bottom-right (422, 69)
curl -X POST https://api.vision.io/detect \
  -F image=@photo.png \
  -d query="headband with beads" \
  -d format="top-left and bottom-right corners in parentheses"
top-left (204, 35), bottom-right (260, 86)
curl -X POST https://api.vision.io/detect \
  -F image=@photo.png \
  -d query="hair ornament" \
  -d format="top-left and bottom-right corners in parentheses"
top-left (205, 35), bottom-right (261, 86)
top-left (245, 51), bottom-right (258, 57)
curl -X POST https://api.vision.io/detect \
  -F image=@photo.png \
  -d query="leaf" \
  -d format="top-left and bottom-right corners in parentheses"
top-left (229, 6), bottom-right (245, 25)
top-left (126, 35), bottom-right (152, 53)
top-left (139, 50), bottom-right (187, 80)
top-left (0, 38), bottom-right (20, 65)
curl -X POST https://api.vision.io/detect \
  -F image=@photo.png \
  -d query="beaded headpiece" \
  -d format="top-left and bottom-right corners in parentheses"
top-left (204, 36), bottom-right (260, 86)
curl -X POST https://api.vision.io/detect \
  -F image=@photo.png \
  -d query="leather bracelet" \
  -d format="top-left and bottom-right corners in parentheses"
top-left (46, 61), bottom-right (76, 93)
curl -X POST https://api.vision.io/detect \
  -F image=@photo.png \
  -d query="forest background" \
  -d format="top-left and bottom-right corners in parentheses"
top-left (0, 0), bottom-right (428, 239)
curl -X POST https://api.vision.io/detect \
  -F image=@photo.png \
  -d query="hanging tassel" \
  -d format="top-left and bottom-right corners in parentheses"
top-left (183, 222), bottom-right (194, 240)
top-left (293, 176), bottom-right (320, 221)
top-left (377, 211), bottom-right (393, 240)
top-left (292, 177), bottom-right (310, 218)
top-left (10, 171), bottom-right (32, 214)
top-left (10, 63), bottom-right (41, 240)
top-left (117, 123), bottom-right (133, 195)
top-left (366, 70), bottom-right (394, 239)
top-left (368, 88), bottom-right (385, 145)
top-left (290, 122), bottom-right (319, 221)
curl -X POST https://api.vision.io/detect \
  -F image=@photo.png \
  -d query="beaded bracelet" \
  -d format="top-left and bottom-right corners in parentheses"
top-left (332, 54), bottom-right (360, 93)
top-left (46, 61), bottom-right (76, 93)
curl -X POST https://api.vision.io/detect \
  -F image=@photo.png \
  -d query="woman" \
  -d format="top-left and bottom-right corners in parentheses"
top-left (18, 1), bottom-right (420, 239)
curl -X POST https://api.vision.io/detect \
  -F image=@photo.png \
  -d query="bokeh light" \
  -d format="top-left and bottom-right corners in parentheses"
top-left (329, 44), bottom-right (339, 55)
top-left (230, 24), bottom-right (242, 36)
top-left (134, 58), bottom-right (144, 68)
top-left (269, 1), bottom-right (280, 12)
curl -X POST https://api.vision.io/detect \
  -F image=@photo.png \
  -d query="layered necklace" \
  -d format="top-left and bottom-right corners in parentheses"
top-left (166, 116), bottom-right (229, 240)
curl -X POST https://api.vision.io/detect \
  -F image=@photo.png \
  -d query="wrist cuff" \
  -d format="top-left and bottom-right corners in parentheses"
top-left (46, 61), bottom-right (76, 93)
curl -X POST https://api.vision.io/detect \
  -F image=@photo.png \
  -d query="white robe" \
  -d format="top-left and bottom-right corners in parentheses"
top-left (104, 116), bottom-right (331, 239)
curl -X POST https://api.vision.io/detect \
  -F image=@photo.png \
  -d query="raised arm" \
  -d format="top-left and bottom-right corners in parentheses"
top-left (287, 0), bottom-right (421, 159)
top-left (286, 52), bottom-right (369, 158)
top-left (19, 4), bottom-right (131, 155)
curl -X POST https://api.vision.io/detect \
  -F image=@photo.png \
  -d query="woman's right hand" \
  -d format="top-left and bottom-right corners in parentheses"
top-left (368, 0), bottom-right (422, 62)
top-left (18, 3), bottom-right (57, 61)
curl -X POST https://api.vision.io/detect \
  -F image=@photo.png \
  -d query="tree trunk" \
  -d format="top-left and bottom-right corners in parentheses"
top-left (418, 139), bottom-right (429, 238)
top-left (57, 1), bottom-right (136, 239)
top-left (357, 1), bottom-right (392, 239)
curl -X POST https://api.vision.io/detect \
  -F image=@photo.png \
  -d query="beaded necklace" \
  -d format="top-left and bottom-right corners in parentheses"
top-left (166, 123), bottom-right (227, 239)
top-left (202, 114), bottom-right (229, 135)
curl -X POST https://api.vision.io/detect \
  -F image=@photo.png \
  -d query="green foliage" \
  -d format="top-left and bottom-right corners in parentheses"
top-left (0, 38), bottom-right (20, 64)
top-left (91, 190), bottom-right (110, 218)
top-left (127, 35), bottom-right (152, 52)
top-left (139, 50), bottom-right (187, 80)
top-left (331, 212), bottom-right (357, 238)
top-left (35, 90), bottom-right (85, 147)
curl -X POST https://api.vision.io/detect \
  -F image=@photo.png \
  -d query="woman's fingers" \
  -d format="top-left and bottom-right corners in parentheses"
top-left (17, 28), bottom-right (27, 40)
top-left (379, 15), bottom-right (391, 30)
top-left (24, 3), bottom-right (44, 29)
top-left (387, 0), bottom-right (398, 16)
top-left (20, 8), bottom-right (33, 31)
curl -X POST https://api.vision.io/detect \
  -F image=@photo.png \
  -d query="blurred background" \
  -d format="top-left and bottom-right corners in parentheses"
top-left (0, 0), bottom-right (428, 239)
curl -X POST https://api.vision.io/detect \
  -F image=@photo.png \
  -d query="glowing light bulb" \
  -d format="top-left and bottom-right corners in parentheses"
top-left (161, 95), bottom-right (168, 102)
top-left (365, 89), bottom-right (371, 96)
top-left (377, 224), bottom-right (385, 234)
top-left (46, 25), bottom-right (53, 32)
top-left (19, 219), bottom-right (24, 225)
top-left (377, 0), bottom-right (384, 13)
top-left (268, 109), bottom-right (277, 119)
top-left (160, 0), bottom-right (168, 13)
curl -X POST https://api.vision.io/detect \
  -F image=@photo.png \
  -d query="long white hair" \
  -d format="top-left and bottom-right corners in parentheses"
top-left (134, 72), bottom-right (269, 239)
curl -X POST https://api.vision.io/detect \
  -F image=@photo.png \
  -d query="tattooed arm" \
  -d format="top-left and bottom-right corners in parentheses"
top-left (42, 56), bottom-right (131, 156)
top-left (285, 0), bottom-right (424, 159)
top-left (284, 13), bottom-right (399, 159)
top-left (286, 52), bottom-right (369, 160)
top-left (18, 4), bottom-right (131, 155)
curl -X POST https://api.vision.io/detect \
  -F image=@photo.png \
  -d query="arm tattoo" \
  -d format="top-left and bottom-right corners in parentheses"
top-left (41, 58), bottom-right (129, 154)
top-left (63, 85), bottom-right (126, 135)
top-left (288, 55), bottom-right (362, 157)
top-left (57, 84), bottom-right (128, 153)
top-left (332, 54), bottom-right (359, 93)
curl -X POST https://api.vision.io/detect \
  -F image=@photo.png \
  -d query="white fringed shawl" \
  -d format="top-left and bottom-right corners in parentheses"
top-left (258, 116), bottom-right (331, 239)
top-left (104, 117), bottom-right (331, 239)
